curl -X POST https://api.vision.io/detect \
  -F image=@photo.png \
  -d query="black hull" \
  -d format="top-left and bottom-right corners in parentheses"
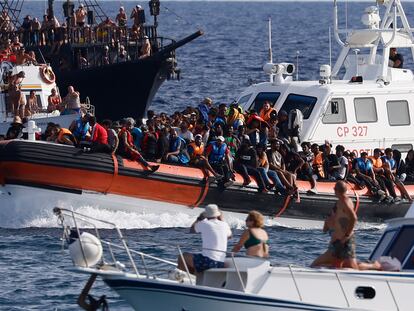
top-left (55, 57), bottom-right (166, 121)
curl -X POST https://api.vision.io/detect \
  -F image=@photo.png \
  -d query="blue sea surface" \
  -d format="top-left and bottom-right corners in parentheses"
top-left (1, 1), bottom-right (407, 310)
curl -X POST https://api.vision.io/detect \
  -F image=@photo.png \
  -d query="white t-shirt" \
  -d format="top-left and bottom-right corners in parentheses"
top-left (338, 155), bottom-right (349, 179)
top-left (194, 219), bottom-right (232, 262)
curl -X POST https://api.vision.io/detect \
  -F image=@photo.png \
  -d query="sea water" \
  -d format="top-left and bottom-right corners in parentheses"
top-left (1, 1), bottom-right (405, 310)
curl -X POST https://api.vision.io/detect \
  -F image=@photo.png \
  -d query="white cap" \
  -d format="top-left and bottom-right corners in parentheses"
top-left (217, 136), bottom-right (225, 142)
top-left (203, 204), bottom-right (221, 218)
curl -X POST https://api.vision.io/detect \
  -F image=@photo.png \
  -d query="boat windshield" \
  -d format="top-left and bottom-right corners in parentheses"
top-left (279, 94), bottom-right (317, 119)
top-left (249, 92), bottom-right (281, 112)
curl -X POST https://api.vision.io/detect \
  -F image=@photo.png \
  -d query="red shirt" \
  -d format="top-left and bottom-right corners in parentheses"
top-left (91, 123), bottom-right (108, 145)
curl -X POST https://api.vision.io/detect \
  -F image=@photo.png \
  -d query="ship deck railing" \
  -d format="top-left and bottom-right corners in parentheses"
top-left (0, 25), bottom-right (175, 52)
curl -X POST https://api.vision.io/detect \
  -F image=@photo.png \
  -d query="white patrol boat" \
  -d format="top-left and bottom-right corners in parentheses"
top-left (0, 62), bottom-right (87, 136)
top-left (237, 0), bottom-right (414, 156)
top-left (55, 201), bottom-right (414, 311)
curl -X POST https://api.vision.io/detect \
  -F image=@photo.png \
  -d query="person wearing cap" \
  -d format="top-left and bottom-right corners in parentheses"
top-left (116, 6), bottom-right (127, 27)
top-left (205, 135), bottom-right (234, 187)
top-left (139, 35), bottom-right (151, 59)
top-left (178, 204), bottom-right (232, 275)
top-left (75, 4), bottom-right (87, 27)
top-left (130, 5), bottom-right (145, 27)
top-left (6, 116), bottom-right (24, 140)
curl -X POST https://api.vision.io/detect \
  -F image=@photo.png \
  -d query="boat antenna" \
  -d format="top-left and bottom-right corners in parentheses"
top-left (345, 0), bottom-right (348, 33)
top-left (268, 16), bottom-right (273, 63)
top-left (296, 51), bottom-right (300, 81)
top-left (329, 27), bottom-right (332, 69)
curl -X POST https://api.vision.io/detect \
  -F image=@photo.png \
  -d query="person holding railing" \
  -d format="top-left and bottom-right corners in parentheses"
top-left (178, 204), bottom-right (232, 275)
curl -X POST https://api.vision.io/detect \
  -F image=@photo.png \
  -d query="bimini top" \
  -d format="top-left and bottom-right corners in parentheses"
top-left (369, 201), bottom-right (414, 271)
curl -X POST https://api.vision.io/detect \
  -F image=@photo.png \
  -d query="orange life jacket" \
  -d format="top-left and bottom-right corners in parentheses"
top-left (57, 128), bottom-right (73, 144)
top-left (313, 152), bottom-right (325, 178)
top-left (188, 142), bottom-right (204, 160)
top-left (259, 107), bottom-right (276, 122)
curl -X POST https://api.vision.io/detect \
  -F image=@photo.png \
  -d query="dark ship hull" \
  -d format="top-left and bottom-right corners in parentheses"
top-left (55, 55), bottom-right (166, 121)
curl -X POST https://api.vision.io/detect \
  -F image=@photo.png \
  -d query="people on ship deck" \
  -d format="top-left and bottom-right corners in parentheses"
top-left (47, 88), bottom-right (62, 113)
top-left (177, 204), bottom-right (232, 275)
top-left (232, 211), bottom-right (269, 258)
top-left (25, 90), bottom-right (39, 117)
top-left (62, 86), bottom-right (81, 114)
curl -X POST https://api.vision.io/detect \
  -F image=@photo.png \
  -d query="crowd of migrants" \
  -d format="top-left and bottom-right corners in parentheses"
top-left (0, 4), bottom-right (152, 67)
top-left (3, 97), bottom-right (414, 201)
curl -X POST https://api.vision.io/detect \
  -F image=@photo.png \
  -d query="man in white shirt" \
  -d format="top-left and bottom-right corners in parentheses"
top-left (178, 204), bottom-right (232, 274)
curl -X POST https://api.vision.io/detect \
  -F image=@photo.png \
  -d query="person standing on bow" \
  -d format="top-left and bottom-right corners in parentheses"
top-left (232, 211), bottom-right (269, 258)
top-left (178, 204), bottom-right (232, 275)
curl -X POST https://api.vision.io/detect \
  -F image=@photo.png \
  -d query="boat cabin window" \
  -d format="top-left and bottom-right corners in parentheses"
top-left (403, 248), bottom-right (414, 270)
top-left (279, 94), bottom-right (317, 119)
top-left (249, 92), bottom-right (280, 112)
top-left (370, 229), bottom-right (397, 261)
top-left (237, 93), bottom-right (252, 109)
top-left (391, 144), bottom-right (413, 153)
top-left (383, 226), bottom-right (414, 264)
top-left (322, 98), bottom-right (347, 124)
top-left (386, 100), bottom-right (411, 126)
top-left (354, 97), bottom-right (377, 123)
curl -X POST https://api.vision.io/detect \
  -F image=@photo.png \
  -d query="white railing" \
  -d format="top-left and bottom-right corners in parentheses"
top-left (54, 207), bottom-right (246, 290)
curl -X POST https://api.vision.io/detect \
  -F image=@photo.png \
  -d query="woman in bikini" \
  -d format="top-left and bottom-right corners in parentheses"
top-left (232, 211), bottom-right (269, 258)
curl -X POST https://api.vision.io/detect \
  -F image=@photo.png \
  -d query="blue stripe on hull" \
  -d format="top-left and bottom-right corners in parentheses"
top-left (104, 278), bottom-right (347, 311)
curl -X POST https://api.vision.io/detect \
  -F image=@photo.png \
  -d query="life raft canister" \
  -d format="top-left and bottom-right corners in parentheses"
top-left (40, 65), bottom-right (56, 84)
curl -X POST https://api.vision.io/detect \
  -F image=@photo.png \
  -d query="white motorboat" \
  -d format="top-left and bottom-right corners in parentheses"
top-left (237, 0), bottom-right (414, 156)
top-left (55, 201), bottom-right (414, 311)
top-left (0, 62), bottom-right (90, 136)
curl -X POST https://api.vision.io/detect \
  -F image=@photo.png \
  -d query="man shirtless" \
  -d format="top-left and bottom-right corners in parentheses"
top-left (75, 4), bottom-right (87, 27)
top-left (311, 181), bottom-right (358, 269)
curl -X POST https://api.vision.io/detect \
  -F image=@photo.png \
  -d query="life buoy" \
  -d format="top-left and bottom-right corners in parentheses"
top-left (40, 65), bottom-right (56, 84)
